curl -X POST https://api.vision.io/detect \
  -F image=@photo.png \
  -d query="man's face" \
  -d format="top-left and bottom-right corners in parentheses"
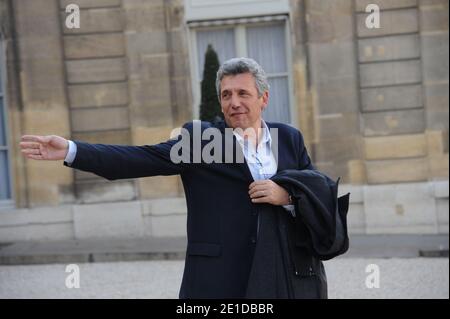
top-left (220, 73), bottom-right (268, 130)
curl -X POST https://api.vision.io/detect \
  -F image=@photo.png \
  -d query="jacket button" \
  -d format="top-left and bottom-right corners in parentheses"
top-left (250, 237), bottom-right (257, 244)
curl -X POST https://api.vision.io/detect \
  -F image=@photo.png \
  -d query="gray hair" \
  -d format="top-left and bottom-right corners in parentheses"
top-left (215, 57), bottom-right (269, 101)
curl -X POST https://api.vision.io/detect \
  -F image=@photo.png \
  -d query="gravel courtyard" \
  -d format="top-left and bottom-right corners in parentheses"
top-left (0, 257), bottom-right (448, 299)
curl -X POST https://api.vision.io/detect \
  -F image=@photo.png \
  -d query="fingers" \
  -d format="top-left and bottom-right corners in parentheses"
top-left (249, 184), bottom-right (272, 200)
top-left (249, 180), bottom-right (272, 197)
top-left (19, 142), bottom-right (40, 150)
top-left (21, 148), bottom-right (41, 155)
top-left (248, 180), bottom-right (271, 195)
top-left (249, 187), bottom-right (268, 197)
top-left (250, 192), bottom-right (269, 200)
top-left (249, 180), bottom-right (269, 189)
top-left (248, 180), bottom-right (281, 205)
top-left (20, 139), bottom-right (44, 160)
top-left (251, 196), bottom-right (270, 203)
top-left (21, 135), bottom-right (48, 144)
top-left (20, 141), bottom-right (42, 159)
top-left (21, 147), bottom-right (44, 160)
top-left (23, 153), bottom-right (43, 160)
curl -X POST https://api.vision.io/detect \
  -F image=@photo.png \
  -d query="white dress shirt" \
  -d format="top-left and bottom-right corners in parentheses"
top-left (65, 140), bottom-right (77, 164)
top-left (233, 120), bottom-right (295, 215)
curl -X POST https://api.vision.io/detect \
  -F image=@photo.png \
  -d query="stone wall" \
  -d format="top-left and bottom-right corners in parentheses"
top-left (3, 0), bottom-right (193, 208)
top-left (0, 196), bottom-right (187, 241)
top-left (297, 0), bottom-right (448, 185)
top-left (122, 0), bottom-right (191, 201)
top-left (303, 0), bottom-right (364, 184)
top-left (358, 0), bottom-right (448, 185)
top-left (8, 0), bottom-right (74, 208)
top-left (60, 0), bottom-right (136, 203)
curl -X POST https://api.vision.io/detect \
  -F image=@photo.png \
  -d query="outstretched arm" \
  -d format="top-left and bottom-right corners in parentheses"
top-left (20, 135), bottom-right (184, 180)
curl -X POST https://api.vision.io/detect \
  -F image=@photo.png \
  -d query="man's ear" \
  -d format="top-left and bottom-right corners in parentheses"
top-left (261, 91), bottom-right (269, 110)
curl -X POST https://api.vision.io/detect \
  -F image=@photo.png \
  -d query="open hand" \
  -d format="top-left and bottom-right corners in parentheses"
top-left (20, 135), bottom-right (69, 161)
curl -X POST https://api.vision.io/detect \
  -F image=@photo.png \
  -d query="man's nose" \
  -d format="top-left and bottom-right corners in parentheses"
top-left (230, 94), bottom-right (241, 108)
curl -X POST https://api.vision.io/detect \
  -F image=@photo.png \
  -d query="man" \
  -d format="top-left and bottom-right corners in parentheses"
top-left (20, 58), bottom-right (323, 298)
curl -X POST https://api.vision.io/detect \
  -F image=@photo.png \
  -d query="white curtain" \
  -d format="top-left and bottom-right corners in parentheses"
top-left (196, 28), bottom-right (236, 79)
top-left (247, 23), bottom-right (291, 124)
top-left (265, 77), bottom-right (290, 124)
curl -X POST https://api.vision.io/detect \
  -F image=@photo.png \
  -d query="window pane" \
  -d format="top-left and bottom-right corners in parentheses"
top-left (0, 150), bottom-right (11, 200)
top-left (264, 77), bottom-right (290, 124)
top-left (0, 41), bottom-right (3, 93)
top-left (247, 23), bottom-right (290, 123)
top-left (196, 28), bottom-right (236, 79)
top-left (246, 23), bottom-right (287, 74)
top-left (0, 97), bottom-right (6, 146)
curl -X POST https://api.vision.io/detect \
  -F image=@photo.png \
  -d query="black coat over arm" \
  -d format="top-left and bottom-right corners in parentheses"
top-left (245, 169), bottom-right (350, 299)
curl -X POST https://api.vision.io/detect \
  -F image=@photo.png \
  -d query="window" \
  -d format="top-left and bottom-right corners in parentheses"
top-left (189, 16), bottom-right (294, 124)
top-left (0, 39), bottom-right (13, 206)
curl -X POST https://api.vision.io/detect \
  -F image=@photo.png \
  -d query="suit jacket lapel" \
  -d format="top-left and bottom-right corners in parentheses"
top-left (216, 120), bottom-right (254, 182)
top-left (266, 122), bottom-right (288, 173)
top-left (216, 120), bottom-right (291, 180)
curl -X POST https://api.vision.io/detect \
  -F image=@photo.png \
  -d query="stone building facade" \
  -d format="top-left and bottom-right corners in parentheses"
top-left (0, 0), bottom-right (448, 241)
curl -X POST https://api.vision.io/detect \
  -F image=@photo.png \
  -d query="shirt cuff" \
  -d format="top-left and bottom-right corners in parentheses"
top-left (64, 140), bottom-right (77, 165)
top-left (282, 204), bottom-right (296, 217)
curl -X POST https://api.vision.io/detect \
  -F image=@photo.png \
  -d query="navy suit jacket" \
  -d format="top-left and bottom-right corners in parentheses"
top-left (66, 120), bottom-right (315, 298)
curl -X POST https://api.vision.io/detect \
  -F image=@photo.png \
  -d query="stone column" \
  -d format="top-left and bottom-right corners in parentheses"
top-left (123, 0), bottom-right (186, 199)
top-left (13, 0), bottom-right (73, 207)
top-left (305, 0), bottom-right (364, 183)
top-left (356, 0), bottom-right (428, 184)
top-left (419, 0), bottom-right (449, 179)
top-left (59, 0), bottom-right (137, 203)
top-left (289, 0), bottom-right (315, 152)
top-left (419, 0), bottom-right (449, 233)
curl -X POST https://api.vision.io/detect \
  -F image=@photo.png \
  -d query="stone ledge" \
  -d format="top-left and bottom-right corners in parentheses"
top-left (0, 206), bottom-right (72, 227)
top-left (433, 180), bottom-right (449, 198)
top-left (1, 235), bottom-right (447, 265)
top-left (141, 197), bottom-right (187, 217)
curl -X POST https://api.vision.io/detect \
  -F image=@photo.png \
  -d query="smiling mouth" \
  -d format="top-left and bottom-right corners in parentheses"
top-left (231, 112), bottom-right (247, 116)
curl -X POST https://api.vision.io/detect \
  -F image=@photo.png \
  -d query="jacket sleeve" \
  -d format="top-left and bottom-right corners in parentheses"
top-left (297, 131), bottom-right (316, 170)
top-left (64, 137), bottom-right (184, 180)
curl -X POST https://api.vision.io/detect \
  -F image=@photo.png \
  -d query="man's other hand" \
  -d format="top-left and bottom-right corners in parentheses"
top-left (248, 180), bottom-right (290, 206)
top-left (20, 135), bottom-right (69, 161)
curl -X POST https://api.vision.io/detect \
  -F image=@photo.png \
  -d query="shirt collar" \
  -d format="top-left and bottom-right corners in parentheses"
top-left (233, 120), bottom-right (272, 148)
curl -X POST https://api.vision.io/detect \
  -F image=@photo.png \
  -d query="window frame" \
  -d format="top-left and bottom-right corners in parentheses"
top-left (0, 37), bottom-right (15, 210)
top-left (187, 15), bottom-right (297, 127)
